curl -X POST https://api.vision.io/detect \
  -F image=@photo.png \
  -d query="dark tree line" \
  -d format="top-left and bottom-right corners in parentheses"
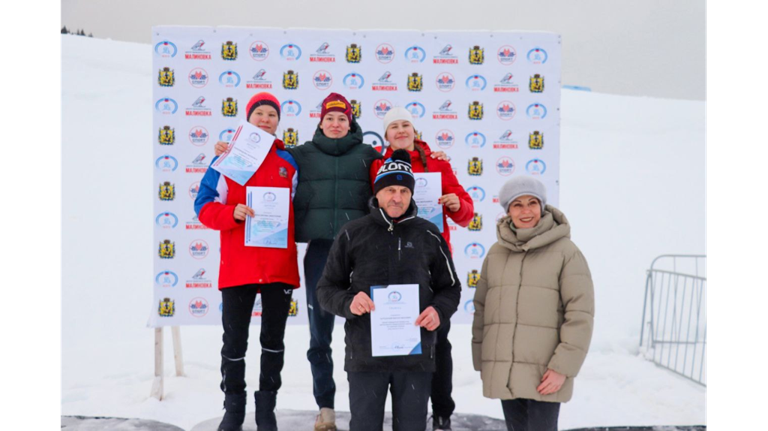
top-left (61, 26), bottom-right (93, 37)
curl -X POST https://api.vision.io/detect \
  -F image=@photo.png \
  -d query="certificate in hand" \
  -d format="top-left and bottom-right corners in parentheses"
top-left (245, 187), bottom-right (290, 249)
top-left (414, 173), bottom-right (443, 232)
top-left (211, 121), bottom-right (275, 186)
top-left (370, 284), bottom-right (422, 357)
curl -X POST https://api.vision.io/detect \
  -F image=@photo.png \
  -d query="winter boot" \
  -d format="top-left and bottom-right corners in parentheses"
top-left (433, 415), bottom-right (452, 431)
top-left (254, 390), bottom-right (278, 431)
top-left (217, 392), bottom-right (247, 431)
top-left (314, 407), bottom-right (337, 431)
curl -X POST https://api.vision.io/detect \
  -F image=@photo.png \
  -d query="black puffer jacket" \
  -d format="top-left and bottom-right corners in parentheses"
top-left (317, 198), bottom-right (461, 373)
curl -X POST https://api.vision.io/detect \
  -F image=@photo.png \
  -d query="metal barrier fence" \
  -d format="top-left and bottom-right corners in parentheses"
top-left (639, 255), bottom-right (706, 386)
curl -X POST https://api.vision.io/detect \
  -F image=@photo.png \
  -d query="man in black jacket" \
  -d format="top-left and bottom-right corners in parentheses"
top-left (317, 150), bottom-right (461, 431)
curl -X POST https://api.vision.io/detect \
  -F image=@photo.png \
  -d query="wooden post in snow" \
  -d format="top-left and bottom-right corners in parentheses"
top-left (150, 327), bottom-right (164, 400)
top-left (172, 326), bottom-right (185, 376)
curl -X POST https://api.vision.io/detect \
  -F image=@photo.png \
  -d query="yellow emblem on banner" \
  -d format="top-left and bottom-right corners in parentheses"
top-left (469, 46), bottom-right (485, 65)
top-left (468, 101), bottom-right (484, 120)
top-left (158, 126), bottom-right (175, 145)
top-left (159, 240), bottom-right (175, 259)
top-left (289, 299), bottom-right (299, 317)
top-left (283, 70), bottom-right (298, 90)
top-left (415, 131), bottom-right (422, 141)
top-left (222, 98), bottom-right (238, 117)
top-left (158, 67), bottom-right (175, 87)
top-left (283, 128), bottom-right (298, 148)
top-left (346, 44), bottom-right (361, 63)
top-left (468, 213), bottom-right (483, 231)
top-left (221, 41), bottom-right (238, 60)
top-left (468, 157), bottom-right (483, 176)
top-left (158, 298), bottom-right (175, 317)
top-left (408, 73), bottom-right (423, 92)
top-left (159, 182), bottom-right (175, 201)
top-left (467, 270), bottom-right (480, 288)
top-left (530, 74), bottom-right (544, 93)
top-left (529, 131), bottom-right (544, 150)
top-left (350, 100), bottom-right (361, 120)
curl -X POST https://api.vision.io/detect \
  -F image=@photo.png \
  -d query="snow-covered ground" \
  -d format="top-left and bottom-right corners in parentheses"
top-left (61, 35), bottom-right (706, 430)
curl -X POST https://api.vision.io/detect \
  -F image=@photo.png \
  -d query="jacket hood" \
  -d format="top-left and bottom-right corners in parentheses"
top-left (367, 196), bottom-right (419, 230)
top-left (311, 118), bottom-right (364, 156)
top-left (496, 205), bottom-right (571, 252)
top-left (383, 139), bottom-right (433, 159)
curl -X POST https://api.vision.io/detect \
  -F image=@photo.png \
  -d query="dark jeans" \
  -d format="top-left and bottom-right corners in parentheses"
top-left (501, 398), bottom-right (561, 431)
top-left (220, 283), bottom-right (293, 395)
top-left (304, 239), bottom-right (336, 409)
top-left (430, 319), bottom-right (455, 418)
top-left (348, 371), bottom-right (432, 431)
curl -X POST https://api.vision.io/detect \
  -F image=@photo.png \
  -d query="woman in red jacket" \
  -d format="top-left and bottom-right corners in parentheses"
top-left (194, 92), bottom-right (299, 431)
top-left (371, 106), bottom-right (474, 431)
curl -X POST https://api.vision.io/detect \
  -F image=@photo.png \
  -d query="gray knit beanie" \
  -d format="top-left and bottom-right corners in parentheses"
top-left (499, 176), bottom-right (547, 213)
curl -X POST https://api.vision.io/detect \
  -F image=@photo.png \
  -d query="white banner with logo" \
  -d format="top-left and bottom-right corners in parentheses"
top-left (151, 26), bottom-right (560, 327)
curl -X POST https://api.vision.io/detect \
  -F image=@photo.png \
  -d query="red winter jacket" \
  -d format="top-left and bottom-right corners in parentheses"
top-left (370, 140), bottom-right (474, 252)
top-left (195, 139), bottom-right (300, 289)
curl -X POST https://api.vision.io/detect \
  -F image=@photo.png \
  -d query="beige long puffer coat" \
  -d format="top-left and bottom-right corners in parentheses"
top-left (472, 205), bottom-right (594, 403)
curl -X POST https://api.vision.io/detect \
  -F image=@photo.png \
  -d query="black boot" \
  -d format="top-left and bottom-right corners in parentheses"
top-left (218, 392), bottom-right (247, 431)
top-left (254, 390), bottom-right (278, 431)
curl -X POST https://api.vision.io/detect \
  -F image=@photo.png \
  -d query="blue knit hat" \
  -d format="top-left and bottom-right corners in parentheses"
top-left (374, 149), bottom-right (415, 195)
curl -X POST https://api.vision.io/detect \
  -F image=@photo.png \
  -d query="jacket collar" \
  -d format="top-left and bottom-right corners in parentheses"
top-left (310, 119), bottom-right (364, 156)
top-left (368, 197), bottom-right (419, 231)
top-left (495, 205), bottom-right (571, 252)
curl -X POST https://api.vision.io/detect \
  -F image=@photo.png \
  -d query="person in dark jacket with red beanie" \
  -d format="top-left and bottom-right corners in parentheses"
top-left (371, 106), bottom-right (474, 431)
top-left (195, 92), bottom-right (299, 431)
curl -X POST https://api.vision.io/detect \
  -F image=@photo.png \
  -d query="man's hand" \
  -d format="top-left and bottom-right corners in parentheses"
top-left (438, 193), bottom-right (461, 212)
top-left (214, 140), bottom-right (230, 157)
top-left (415, 306), bottom-right (440, 331)
top-left (233, 204), bottom-right (255, 221)
top-left (350, 292), bottom-right (375, 316)
top-left (536, 369), bottom-right (566, 395)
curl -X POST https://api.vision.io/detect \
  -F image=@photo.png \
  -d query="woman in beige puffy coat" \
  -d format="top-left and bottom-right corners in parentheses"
top-left (472, 176), bottom-right (594, 431)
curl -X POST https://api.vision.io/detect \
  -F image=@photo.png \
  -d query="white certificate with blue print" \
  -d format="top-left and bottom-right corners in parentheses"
top-left (245, 187), bottom-right (290, 249)
top-left (211, 121), bottom-right (274, 186)
top-left (414, 173), bottom-right (443, 233)
top-left (370, 284), bottom-right (422, 357)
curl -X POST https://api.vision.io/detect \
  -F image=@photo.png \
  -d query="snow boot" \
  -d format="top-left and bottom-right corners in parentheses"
top-left (314, 407), bottom-right (337, 431)
top-left (217, 392), bottom-right (247, 431)
top-left (254, 390), bottom-right (278, 431)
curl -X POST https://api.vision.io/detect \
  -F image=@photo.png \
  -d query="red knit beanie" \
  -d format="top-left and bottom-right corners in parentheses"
top-left (319, 92), bottom-right (353, 124)
top-left (246, 92), bottom-right (281, 121)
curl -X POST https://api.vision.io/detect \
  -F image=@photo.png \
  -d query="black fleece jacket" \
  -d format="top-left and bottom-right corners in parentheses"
top-left (316, 198), bottom-right (461, 372)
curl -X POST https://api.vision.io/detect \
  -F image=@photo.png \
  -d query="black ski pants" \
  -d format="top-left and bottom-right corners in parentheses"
top-left (501, 398), bottom-right (561, 431)
top-left (348, 371), bottom-right (432, 431)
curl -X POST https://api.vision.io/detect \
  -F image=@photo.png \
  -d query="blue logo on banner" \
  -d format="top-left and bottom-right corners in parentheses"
top-left (405, 46), bottom-right (426, 63)
top-left (464, 242), bottom-right (486, 259)
top-left (465, 75), bottom-right (487, 91)
top-left (280, 43), bottom-right (302, 60)
top-left (465, 132), bottom-right (487, 149)
top-left (156, 212), bottom-right (179, 228)
top-left (281, 100), bottom-right (302, 117)
top-left (526, 103), bottom-right (547, 119)
top-left (526, 158), bottom-right (547, 175)
top-left (407, 102), bottom-right (426, 118)
top-left (466, 186), bottom-right (486, 202)
top-left (218, 71), bottom-right (241, 87)
top-left (155, 155), bottom-right (178, 172)
top-left (464, 300), bottom-right (475, 314)
top-left (155, 98), bottom-right (178, 114)
top-left (154, 41), bottom-right (178, 57)
top-left (156, 271), bottom-right (179, 287)
top-left (219, 128), bottom-right (236, 142)
top-left (527, 47), bottom-right (548, 64)
top-left (343, 72), bottom-right (365, 89)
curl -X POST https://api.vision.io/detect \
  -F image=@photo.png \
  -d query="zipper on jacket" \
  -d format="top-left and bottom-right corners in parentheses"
top-left (398, 237), bottom-right (402, 261)
top-left (333, 157), bottom-right (339, 233)
top-left (508, 251), bottom-right (528, 398)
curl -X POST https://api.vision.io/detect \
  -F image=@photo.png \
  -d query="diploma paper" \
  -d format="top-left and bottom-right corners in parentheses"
top-left (413, 173), bottom-right (443, 232)
top-left (211, 121), bottom-right (274, 186)
top-left (245, 187), bottom-right (290, 249)
top-left (370, 284), bottom-right (422, 357)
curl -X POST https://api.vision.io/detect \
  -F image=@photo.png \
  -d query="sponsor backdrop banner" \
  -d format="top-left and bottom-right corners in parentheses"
top-left (151, 26), bottom-right (560, 327)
